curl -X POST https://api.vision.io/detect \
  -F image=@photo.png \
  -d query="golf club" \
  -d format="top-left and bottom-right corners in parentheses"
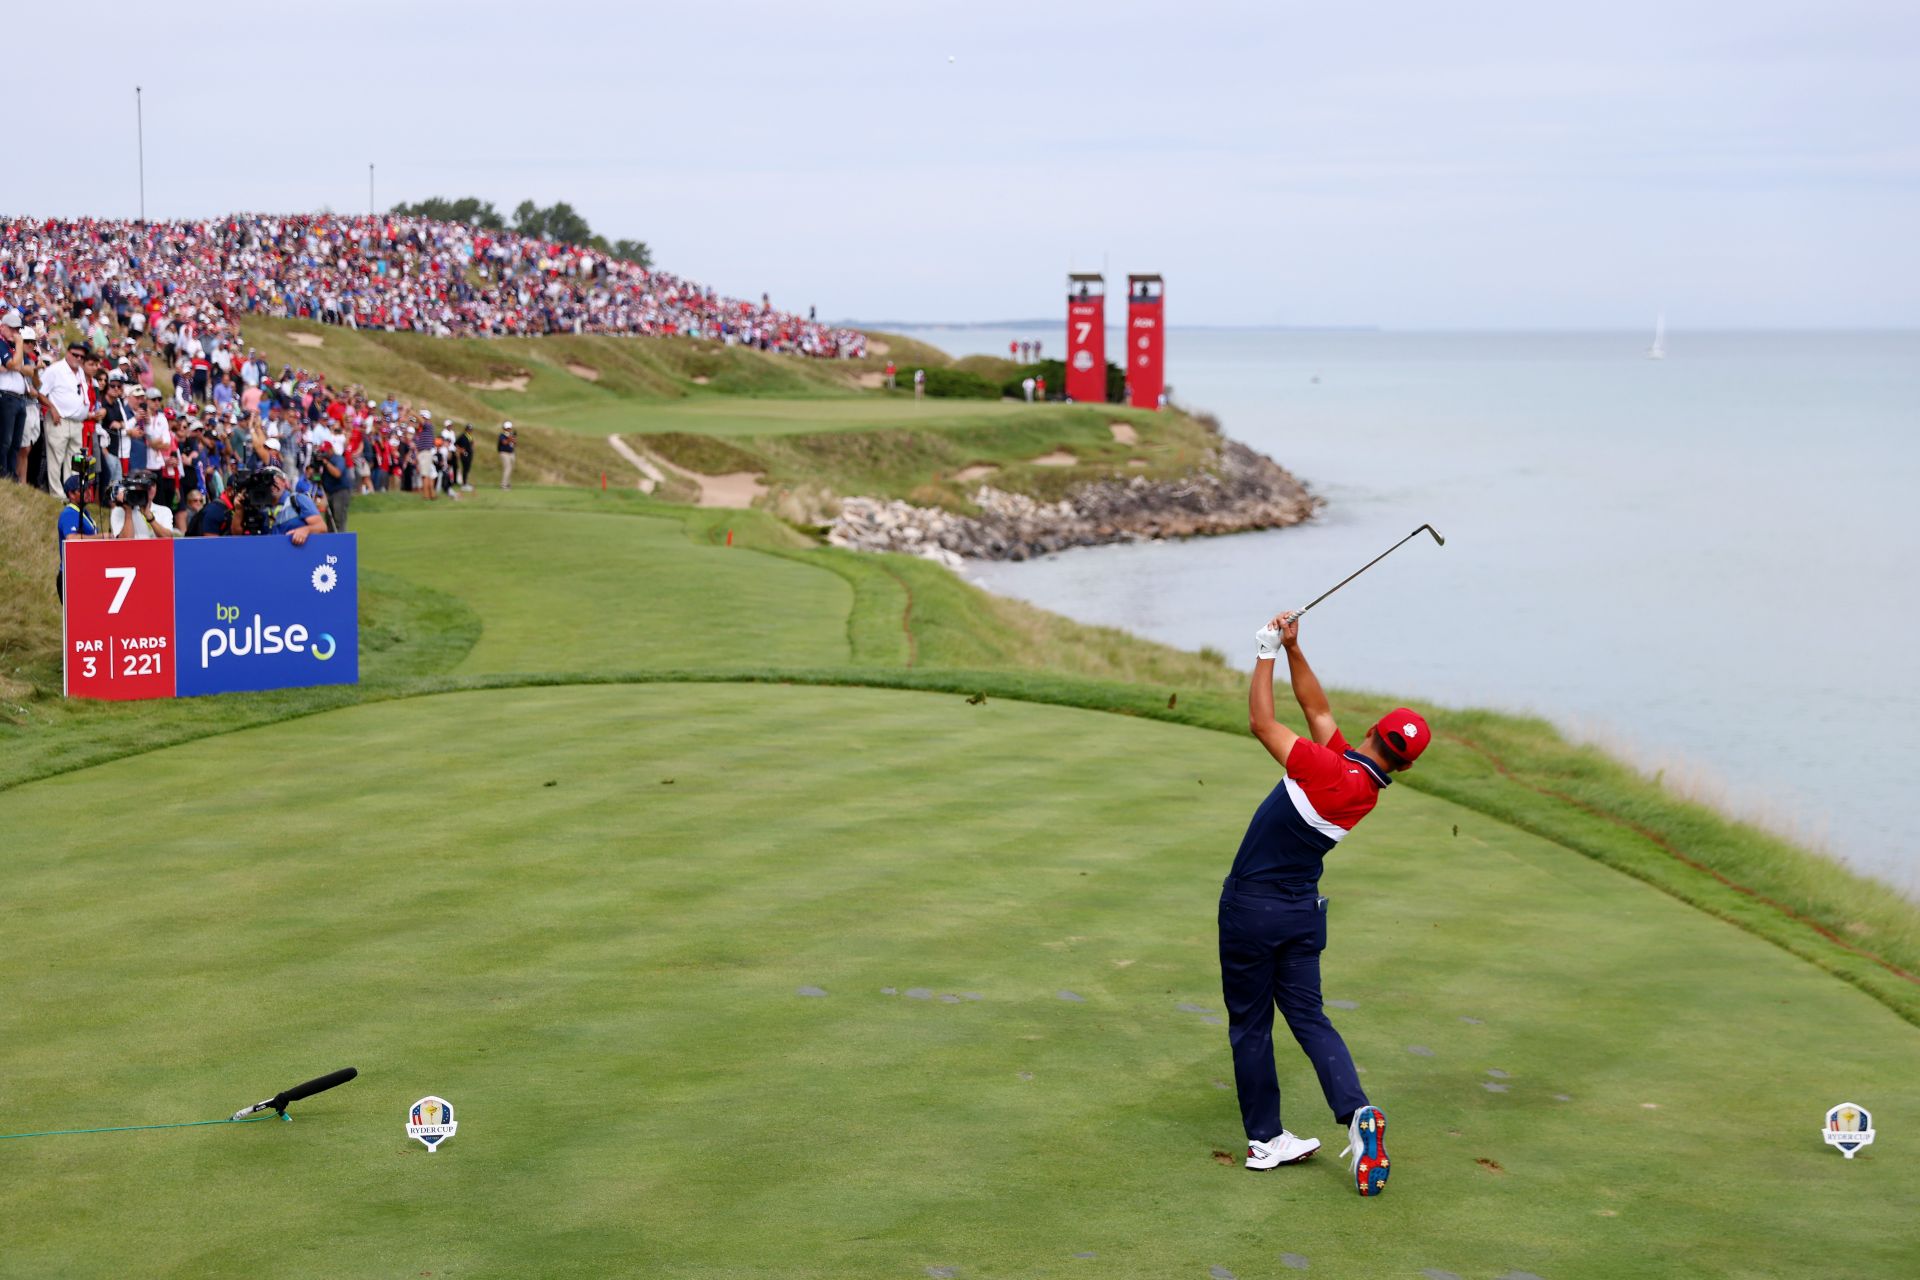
top-left (1286, 524), bottom-right (1445, 621)
top-left (230, 1067), bottom-right (359, 1121)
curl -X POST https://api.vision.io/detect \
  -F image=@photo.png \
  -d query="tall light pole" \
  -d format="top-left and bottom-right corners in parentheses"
top-left (136, 86), bottom-right (146, 223)
top-left (369, 163), bottom-right (375, 217)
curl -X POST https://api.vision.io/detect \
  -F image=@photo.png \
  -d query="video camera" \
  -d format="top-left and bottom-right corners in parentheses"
top-left (232, 467), bottom-right (281, 536)
top-left (115, 468), bottom-right (159, 509)
top-left (69, 453), bottom-right (99, 501)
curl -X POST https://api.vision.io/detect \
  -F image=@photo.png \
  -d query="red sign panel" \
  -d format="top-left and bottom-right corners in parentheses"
top-left (1065, 296), bottom-right (1106, 403)
top-left (1127, 291), bottom-right (1165, 409)
top-left (63, 539), bottom-right (178, 700)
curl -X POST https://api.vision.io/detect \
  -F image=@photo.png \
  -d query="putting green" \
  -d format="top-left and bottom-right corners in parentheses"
top-left (3, 684), bottom-right (1913, 1278)
top-left (353, 507), bottom-right (852, 673)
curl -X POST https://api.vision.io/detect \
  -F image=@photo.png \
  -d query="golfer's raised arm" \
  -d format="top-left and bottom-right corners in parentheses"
top-left (1281, 618), bottom-right (1339, 746)
top-left (1249, 615), bottom-right (1301, 766)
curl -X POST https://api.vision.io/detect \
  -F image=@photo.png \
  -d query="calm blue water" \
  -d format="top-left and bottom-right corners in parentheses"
top-left (915, 326), bottom-right (1920, 894)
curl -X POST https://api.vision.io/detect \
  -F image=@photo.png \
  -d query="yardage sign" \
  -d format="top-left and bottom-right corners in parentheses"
top-left (63, 540), bottom-right (178, 699)
top-left (60, 534), bottom-right (358, 701)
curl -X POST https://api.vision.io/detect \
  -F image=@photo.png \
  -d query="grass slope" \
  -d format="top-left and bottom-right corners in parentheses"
top-left (4, 683), bottom-right (1915, 1279)
top-left (235, 316), bottom-right (1185, 504)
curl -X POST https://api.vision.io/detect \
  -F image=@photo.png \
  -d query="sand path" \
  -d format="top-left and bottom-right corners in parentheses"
top-left (620, 437), bottom-right (767, 508)
top-left (606, 435), bottom-right (661, 494)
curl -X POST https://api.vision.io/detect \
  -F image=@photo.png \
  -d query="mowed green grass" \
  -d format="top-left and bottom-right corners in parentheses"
top-left (557, 395), bottom-right (1084, 439)
top-left (3, 683), bottom-right (1915, 1279)
top-left (351, 505), bottom-right (851, 673)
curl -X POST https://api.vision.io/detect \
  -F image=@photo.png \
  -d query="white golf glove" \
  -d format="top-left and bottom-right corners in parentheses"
top-left (1255, 622), bottom-right (1285, 661)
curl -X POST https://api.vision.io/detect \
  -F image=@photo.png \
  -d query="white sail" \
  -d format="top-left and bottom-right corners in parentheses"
top-left (1648, 313), bottom-right (1667, 360)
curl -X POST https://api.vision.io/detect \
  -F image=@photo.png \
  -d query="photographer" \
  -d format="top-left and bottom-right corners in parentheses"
top-left (108, 470), bottom-right (177, 540)
top-left (190, 465), bottom-right (280, 538)
top-left (54, 472), bottom-right (101, 599)
top-left (269, 465), bottom-right (326, 545)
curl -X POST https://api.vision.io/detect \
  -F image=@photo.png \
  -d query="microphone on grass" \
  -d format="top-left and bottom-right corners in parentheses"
top-left (230, 1067), bottom-right (358, 1121)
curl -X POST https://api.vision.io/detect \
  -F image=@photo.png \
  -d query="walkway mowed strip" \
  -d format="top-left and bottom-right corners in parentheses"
top-left (353, 507), bottom-right (852, 674)
top-left (546, 394), bottom-right (1055, 438)
top-left (3, 684), bottom-right (1913, 1278)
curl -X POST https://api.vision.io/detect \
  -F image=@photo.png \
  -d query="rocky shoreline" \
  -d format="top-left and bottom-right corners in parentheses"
top-left (826, 439), bottom-right (1322, 565)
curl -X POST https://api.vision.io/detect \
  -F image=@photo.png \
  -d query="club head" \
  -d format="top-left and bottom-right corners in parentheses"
top-left (1420, 524), bottom-right (1445, 546)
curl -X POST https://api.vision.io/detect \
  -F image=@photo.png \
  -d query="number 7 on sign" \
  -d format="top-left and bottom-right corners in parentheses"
top-left (1074, 322), bottom-right (1091, 345)
top-left (104, 566), bottom-right (137, 615)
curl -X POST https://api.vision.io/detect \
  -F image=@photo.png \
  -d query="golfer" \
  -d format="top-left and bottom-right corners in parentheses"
top-left (1220, 610), bottom-right (1430, 1196)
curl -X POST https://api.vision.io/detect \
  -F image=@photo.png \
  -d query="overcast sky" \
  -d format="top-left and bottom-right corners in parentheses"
top-left (15, 1), bottom-right (1918, 327)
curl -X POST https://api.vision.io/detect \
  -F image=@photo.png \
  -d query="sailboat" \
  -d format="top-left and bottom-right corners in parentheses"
top-left (1647, 313), bottom-right (1667, 360)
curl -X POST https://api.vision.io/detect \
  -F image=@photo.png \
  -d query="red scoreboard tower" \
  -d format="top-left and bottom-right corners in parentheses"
top-left (1126, 273), bottom-right (1165, 409)
top-left (1064, 273), bottom-right (1106, 403)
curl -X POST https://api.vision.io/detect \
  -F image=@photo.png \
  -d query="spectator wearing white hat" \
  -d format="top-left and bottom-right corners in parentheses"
top-left (497, 420), bottom-right (516, 490)
top-left (37, 339), bottom-right (94, 493)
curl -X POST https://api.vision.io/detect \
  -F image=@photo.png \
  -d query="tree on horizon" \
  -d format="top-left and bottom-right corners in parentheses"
top-left (389, 195), bottom-right (651, 269)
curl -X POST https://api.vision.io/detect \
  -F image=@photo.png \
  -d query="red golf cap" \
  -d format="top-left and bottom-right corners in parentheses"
top-left (1371, 708), bottom-right (1432, 766)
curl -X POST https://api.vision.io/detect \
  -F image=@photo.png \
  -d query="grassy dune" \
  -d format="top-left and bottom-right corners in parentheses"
top-left (234, 316), bottom-right (1193, 505)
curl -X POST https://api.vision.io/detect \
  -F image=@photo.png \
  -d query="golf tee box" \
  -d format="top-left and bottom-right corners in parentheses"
top-left (62, 534), bottom-right (359, 699)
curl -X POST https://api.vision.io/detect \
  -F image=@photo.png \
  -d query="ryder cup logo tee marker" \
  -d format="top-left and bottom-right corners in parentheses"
top-left (407, 1096), bottom-right (458, 1153)
top-left (1823, 1102), bottom-right (1874, 1159)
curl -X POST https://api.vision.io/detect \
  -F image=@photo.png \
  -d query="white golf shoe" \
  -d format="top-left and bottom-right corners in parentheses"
top-left (1245, 1130), bottom-right (1321, 1169)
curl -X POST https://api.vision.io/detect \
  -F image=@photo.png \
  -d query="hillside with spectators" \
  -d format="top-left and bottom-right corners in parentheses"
top-left (0, 213), bottom-right (865, 357)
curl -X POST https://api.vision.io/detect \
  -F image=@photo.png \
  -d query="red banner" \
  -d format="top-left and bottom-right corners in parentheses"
top-left (63, 538), bottom-right (178, 700)
top-left (1126, 279), bottom-right (1165, 410)
top-left (1066, 293), bottom-right (1106, 403)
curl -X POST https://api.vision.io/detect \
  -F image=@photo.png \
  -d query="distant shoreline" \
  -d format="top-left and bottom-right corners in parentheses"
top-left (852, 318), bottom-right (1382, 333)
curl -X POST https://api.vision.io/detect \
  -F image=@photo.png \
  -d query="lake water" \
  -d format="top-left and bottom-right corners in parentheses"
top-left (913, 325), bottom-right (1920, 895)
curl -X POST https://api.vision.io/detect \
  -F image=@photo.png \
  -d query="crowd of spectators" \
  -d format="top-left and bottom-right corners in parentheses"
top-left (10, 290), bottom-right (506, 598)
top-left (0, 213), bottom-right (865, 354)
top-left (4, 211), bottom-right (859, 576)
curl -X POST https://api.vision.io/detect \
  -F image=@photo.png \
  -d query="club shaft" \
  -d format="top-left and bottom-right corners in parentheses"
top-left (1296, 526), bottom-right (1437, 616)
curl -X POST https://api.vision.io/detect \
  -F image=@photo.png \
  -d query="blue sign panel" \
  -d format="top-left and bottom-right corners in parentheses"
top-left (173, 534), bottom-right (359, 697)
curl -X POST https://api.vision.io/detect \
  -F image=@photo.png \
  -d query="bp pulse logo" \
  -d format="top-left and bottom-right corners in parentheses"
top-left (407, 1096), bottom-right (458, 1153)
top-left (1823, 1102), bottom-right (1875, 1159)
top-left (172, 536), bottom-right (358, 697)
top-left (199, 605), bottom-right (327, 667)
top-left (199, 555), bottom-right (343, 667)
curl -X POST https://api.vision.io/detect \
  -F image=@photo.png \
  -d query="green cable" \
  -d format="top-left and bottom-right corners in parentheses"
top-left (0, 1114), bottom-right (279, 1141)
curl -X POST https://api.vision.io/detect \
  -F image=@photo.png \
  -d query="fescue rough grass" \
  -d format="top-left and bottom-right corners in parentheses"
top-left (237, 318), bottom-right (1185, 506)
top-left (3, 682), bottom-right (1915, 1278)
top-left (634, 405), bottom-right (1200, 513)
top-left (0, 482), bottom-right (62, 703)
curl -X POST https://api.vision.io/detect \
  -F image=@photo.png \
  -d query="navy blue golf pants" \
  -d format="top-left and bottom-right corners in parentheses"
top-left (1218, 880), bottom-right (1368, 1141)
